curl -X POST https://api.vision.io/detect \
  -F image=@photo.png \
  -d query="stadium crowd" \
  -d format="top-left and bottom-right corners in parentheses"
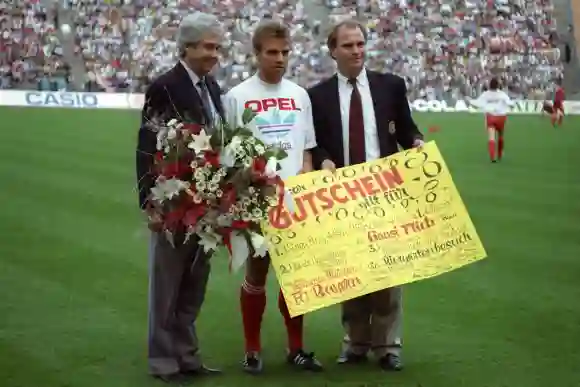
top-left (0, 0), bottom-right (565, 100)
top-left (0, 0), bottom-right (69, 90)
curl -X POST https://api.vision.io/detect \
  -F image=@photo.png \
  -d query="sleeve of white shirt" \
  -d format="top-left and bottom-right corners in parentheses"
top-left (471, 91), bottom-right (489, 108)
top-left (502, 91), bottom-right (515, 107)
top-left (301, 89), bottom-right (317, 150)
top-left (222, 90), bottom-right (241, 128)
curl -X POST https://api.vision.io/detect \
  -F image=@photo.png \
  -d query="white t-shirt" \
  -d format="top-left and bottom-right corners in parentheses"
top-left (223, 75), bottom-right (317, 180)
top-left (472, 90), bottom-right (514, 116)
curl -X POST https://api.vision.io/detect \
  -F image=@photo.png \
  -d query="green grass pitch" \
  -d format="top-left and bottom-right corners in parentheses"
top-left (1, 107), bottom-right (580, 387)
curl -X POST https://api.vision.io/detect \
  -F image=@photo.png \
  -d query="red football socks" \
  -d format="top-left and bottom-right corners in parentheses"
top-left (488, 140), bottom-right (496, 161)
top-left (498, 136), bottom-right (504, 159)
top-left (240, 283), bottom-right (305, 354)
top-left (278, 290), bottom-right (304, 353)
top-left (240, 281), bottom-right (266, 353)
top-left (240, 282), bottom-right (304, 353)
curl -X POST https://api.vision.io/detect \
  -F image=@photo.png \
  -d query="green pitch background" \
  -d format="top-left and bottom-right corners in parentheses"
top-left (1, 107), bottom-right (579, 387)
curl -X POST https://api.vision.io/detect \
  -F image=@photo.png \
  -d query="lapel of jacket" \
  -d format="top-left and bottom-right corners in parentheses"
top-left (326, 75), bottom-right (345, 164)
top-left (366, 70), bottom-right (389, 154)
top-left (171, 62), bottom-right (204, 122)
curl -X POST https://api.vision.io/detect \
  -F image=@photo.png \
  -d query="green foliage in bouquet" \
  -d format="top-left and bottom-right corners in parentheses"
top-left (209, 108), bottom-right (288, 167)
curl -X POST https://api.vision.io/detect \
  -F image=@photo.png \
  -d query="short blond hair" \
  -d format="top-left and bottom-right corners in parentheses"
top-left (252, 20), bottom-right (290, 52)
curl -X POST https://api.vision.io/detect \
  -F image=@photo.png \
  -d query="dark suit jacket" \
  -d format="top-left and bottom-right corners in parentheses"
top-left (136, 62), bottom-right (224, 209)
top-left (308, 70), bottom-right (423, 169)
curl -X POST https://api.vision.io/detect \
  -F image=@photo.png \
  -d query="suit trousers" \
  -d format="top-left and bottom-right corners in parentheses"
top-left (147, 231), bottom-right (211, 376)
top-left (341, 286), bottom-right (403, 358)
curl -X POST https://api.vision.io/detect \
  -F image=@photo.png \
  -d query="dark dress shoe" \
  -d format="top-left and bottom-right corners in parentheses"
top-left (153, 372), bottom-right (189, 384)
top-left (181, 365), bottom-right (222, 377)
top-left (379, 353), bottom-right (403, 371)
top-left (337, 350), bottom-right (368, 364)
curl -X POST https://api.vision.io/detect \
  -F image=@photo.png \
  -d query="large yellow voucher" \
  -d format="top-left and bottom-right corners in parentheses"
top-left (262, 141), bottom-right (487, 317)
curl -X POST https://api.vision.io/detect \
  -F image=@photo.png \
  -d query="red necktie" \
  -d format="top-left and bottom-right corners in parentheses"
top-left (348, 78), bottom-right (366, 165)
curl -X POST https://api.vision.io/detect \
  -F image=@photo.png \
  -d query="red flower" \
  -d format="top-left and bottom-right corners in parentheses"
top-left (161, 161), bottom-right (190, 178)
top-left (231, 220), bottom-right (250, 229)
top-left (252, 156), bottom-right (267, 175)
top-left (220, 185), bottom-right (236, 211)
top-left (218, 221), bottom-right (250, 250)
top-left (203, 150), bottom-right (220, 167)
top-left (182, 123), bottom-right (202, 135)
top-left (154, 152), bottom-right (164, 162)
top-left (183, 205), bottom-right (206, 227)
top-left (162, 162), bottom-right (179, 177)
top-left (164, 207), bottom-right (186, 230)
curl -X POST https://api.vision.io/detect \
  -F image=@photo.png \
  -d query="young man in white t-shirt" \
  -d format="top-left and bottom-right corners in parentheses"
top-left (470, 78), bottom-right (514, 163)
top-left (223, 21), bottom-right (322, 374)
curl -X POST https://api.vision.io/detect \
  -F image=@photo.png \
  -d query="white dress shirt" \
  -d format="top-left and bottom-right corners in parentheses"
top-left (179, 59), bottom-right (218, 122)
top-left (337, 68), bottom-right (381, 166)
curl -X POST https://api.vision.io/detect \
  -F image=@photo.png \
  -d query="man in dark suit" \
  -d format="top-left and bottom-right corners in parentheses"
top-left (136, 12), bottom-right (225, 384)
top-left (308, 19), bottom-right (424, 372)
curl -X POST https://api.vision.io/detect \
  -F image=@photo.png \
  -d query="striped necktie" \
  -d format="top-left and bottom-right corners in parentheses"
top-left (197, 78), bottom-right (213, 126)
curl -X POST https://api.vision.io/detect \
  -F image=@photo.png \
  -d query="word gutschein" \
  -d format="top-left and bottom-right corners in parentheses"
top-left (268, 166), bottom-right (404, 229)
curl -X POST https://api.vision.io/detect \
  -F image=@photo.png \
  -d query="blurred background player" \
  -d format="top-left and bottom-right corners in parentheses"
top-left (469, 78), bottom-right (514, 163)
top-left (552, 79), bottom-right (565, 127)
top-left (542, 80), bottom-right (565, 126)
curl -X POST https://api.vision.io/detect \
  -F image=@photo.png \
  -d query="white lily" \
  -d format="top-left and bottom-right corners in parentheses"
top-left (167, 127), bottom-right (177, 140)
top-left (220, 135), bottom-right (244, 167)
top-left (229, 231), bottom-right (269, 273)
top-left (230, 231), bottom-right (249, 273)
top-left (198, 230), bottom-right (222, 253)
top-left (229, 135), bottom-right (242, 150)
top-left (250, 231), bottom-right (269, 257)
top-left (219, 147), bottom-right (236, 167)
top-left (150, 178), bottom-right (190, 203)
top-left (187, 129), bottom-right (212, 154)
top-left (265, 157), bottom-right (278, 177)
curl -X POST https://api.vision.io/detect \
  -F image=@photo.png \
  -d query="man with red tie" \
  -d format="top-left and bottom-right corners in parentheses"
top-left (308, 19), bottom-right (424, 372)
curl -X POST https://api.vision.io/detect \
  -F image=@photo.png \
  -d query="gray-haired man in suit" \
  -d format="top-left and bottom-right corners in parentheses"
top-left (136, 12), bottom-right (225, 384)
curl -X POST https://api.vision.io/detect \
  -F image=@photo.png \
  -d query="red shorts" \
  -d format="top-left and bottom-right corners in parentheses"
top-left (553, 101), bottom-right (564, 113)
top-left (486, 114), bottom-right (507, 131)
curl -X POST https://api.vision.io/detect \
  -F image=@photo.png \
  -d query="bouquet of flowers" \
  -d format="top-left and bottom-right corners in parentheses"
top-left (145, 108), bottom-right (290, 271)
